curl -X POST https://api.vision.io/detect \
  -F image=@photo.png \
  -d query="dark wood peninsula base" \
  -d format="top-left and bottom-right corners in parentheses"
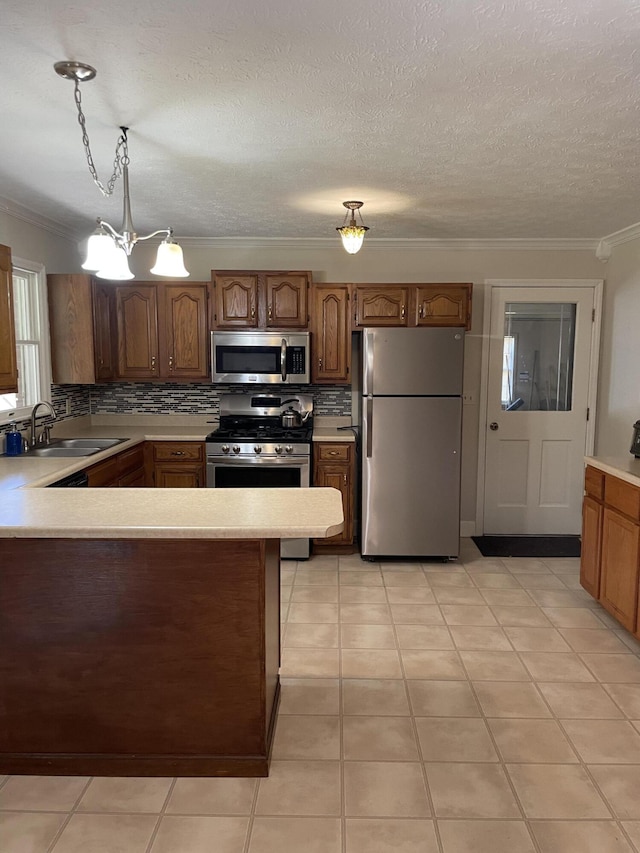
top-left (0, 537), bottom-right (281, 776)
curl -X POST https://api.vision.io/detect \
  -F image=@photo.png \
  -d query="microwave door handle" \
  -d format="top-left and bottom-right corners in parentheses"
top-left (281, 338), bottom-right (287, 381)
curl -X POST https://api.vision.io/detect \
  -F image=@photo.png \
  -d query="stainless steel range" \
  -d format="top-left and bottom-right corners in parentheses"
top-left (206, 393), bottom-right (314, 559)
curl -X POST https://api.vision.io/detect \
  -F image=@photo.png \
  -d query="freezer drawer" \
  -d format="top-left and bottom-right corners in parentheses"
top-left (361, 396), bottom-right (462, 557)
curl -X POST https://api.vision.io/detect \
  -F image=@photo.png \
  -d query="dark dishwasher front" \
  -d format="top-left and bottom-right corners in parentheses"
top-left (46, 471), bottom-right (89, 487)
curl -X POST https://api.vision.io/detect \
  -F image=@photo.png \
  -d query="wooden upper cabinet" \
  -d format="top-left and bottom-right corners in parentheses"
top-left (0, 244), bottom-right (18, 393)
top-left (160, 284), bottom-right (209, 379)
top-left (311, 285), bottom-right (350, 384)
top-left (351, 283), bottom-right (472, 329)
top-left (48, 273), bottom-right (115, 384)
top-left (415, 284), bottom-right (472, 330)
top-left (115, 284), bottom-right (159, 380)
top-left (93, 281), bottom-right (116, 381)
top-left (213, 274), bottom-right (259, 328)
top-left (212, 270), bottom-right (311, 329)
top-left (353, 286), bottom-right (410, 327)
top-left (265, 274), bottom-right (308, 327)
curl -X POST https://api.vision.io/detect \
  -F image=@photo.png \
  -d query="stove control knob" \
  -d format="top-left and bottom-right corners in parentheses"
top-left (254, 445), bottom-right (262, 454)
top-left (285, 445), bottom-right (293, 454)
top-left (232, 445), bottom-right (241, 454)
top-left (275, 445), bottom-right (283, 454)
top-left (222, 444), bottom-right (230, 454)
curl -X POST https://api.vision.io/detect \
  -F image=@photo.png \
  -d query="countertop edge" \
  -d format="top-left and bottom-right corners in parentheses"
top-left (585, 456), bottom-right (640, 488)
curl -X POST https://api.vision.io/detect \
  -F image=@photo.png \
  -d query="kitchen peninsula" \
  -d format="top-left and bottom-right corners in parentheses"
top-left (0, 480), bottom-right (343, 777)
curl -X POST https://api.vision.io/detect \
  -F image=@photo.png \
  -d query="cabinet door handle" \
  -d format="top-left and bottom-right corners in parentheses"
top-left (171, 451), bottom-right (186, 456)
top-left (318, 357), bottom-right (323, 370)
top-left (168, 355), bottom-right (174, 371)
top-left (401, 304), bottom-right (406, 319)
top-left (329, 450), bottom-right (338, 456)
top-left (343, 474), bottom-right (347, 485)
top-left (251, 306), bottom-right (255, 319)
top-left (268, 305), bottom-right (273, 320)
top-left (151, 356), bottom-right (156, 369)
top-left (419, 305), bottom-right (424, 319)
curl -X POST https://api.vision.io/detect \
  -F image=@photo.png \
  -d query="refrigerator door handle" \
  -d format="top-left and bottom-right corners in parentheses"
top-left (364, 330), bottom-right (374, 394)
top-left (366, 396), bottom-right (373, 458)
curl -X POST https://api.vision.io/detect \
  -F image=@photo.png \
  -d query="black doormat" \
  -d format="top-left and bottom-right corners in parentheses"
top-left (472, 535), bottom-right (581, 558)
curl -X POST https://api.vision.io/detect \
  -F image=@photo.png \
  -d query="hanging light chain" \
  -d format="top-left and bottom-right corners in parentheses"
top-left (72, 78), bottom-right (127, 197)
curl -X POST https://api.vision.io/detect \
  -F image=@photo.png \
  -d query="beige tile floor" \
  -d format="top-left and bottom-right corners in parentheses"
top-left (3, 539), bottom-right (640, 852)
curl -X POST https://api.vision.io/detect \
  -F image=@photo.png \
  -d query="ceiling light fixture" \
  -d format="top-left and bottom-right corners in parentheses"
top-left (336, 201), bottom-right (369, 255)
top-left (54, 60), bottom-right (189, 280)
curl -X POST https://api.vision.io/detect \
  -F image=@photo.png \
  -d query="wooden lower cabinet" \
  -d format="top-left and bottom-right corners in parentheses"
top-left (580, 464), bottom-right (640, 635)
top-left (86, 444), bottom-right (145, 487)
top-left (0, 537), bottom-right (280, 776)
top-left (147, 441), bottom-right (205, 488)
top-left (580, 495), bottom-right (602, 598)
top-left (600, 507), bottom-right (639, 632)
top-left (313, 442), bottom-right (354, 549)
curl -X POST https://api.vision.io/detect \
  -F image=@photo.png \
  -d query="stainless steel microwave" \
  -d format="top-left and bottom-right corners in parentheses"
top-left (211, 331), bottom-right (311, 384)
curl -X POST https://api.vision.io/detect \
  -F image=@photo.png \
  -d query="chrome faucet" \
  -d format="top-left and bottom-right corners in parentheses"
top-left (30, 401), bottom-right (58, 448)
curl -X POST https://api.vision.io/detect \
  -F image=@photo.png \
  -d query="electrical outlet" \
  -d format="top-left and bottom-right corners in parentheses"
top-left (462, 393), bottom-right (475, 405)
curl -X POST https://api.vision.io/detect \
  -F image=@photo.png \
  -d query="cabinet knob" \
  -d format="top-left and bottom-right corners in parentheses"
top-left (329, 450), bottom-right (337, 456)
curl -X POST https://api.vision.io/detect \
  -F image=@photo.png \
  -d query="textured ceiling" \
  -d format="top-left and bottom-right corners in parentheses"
top-left (1, 0), bottom-right (639, 242)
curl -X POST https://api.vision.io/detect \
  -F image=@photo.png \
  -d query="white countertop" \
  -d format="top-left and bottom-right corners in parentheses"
top-left (0, 415), bottom-right (357, 490)
top-left (585, 456), bottom-right (640, 488)
top-left (0, 487), bottom-right (344, 539)
top-left (0, 416), bottom-right (345, 539)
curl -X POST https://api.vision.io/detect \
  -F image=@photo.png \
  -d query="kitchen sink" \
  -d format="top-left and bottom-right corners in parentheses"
top-left (54, 438), bottom-right (126, 449)
top-left (24, 438), bottom-right (127, 458)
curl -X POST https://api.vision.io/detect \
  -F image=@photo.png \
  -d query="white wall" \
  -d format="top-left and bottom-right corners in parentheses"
top-left (594, 235), bottom-right (640, 456)
top-left (0, 211), bottom-right (77, 270)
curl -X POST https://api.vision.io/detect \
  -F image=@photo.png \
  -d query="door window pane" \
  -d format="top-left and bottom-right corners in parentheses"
top-left (502, 302), bottom-right (576, 411)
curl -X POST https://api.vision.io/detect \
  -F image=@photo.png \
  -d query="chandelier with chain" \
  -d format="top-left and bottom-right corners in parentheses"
top-left (54, 61), bottom-right (189, 280)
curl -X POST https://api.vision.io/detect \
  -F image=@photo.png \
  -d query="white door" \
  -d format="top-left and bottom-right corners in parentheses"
top-left (483, 286), bottom-right (596, 535)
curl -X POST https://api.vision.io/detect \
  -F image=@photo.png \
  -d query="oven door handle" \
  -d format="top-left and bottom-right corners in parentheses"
top-left (208, 456), bottom-right (309, 466)
top-left (281, 338), bottom-right (287, 381)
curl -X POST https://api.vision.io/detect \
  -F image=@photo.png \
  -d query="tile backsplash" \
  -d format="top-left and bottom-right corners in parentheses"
top-left (89, 383), bottom-right (352, 418)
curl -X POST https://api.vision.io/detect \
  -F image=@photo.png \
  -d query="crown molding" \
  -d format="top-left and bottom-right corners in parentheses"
top-left (178, 236), bottom-right (600, 252)
top-left (0, 196), bottom-right (77, 243)
top-left (599, 221), bottom-right (640, 247)
top-left (0, 201), bottom-right (606, 252)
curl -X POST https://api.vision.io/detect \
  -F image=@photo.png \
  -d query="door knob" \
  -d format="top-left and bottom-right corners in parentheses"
top-left (489, 422), bottom-right (499, 431)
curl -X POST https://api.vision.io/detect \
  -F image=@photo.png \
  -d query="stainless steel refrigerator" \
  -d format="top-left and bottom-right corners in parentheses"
top-left (361, 327), bottom-right (464, 558)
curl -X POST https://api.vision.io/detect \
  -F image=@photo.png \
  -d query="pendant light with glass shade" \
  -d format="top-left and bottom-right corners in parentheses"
top-left (55, 61), bottom-right (189, 280)
top-left (336, 201), bottom-right (369, 254)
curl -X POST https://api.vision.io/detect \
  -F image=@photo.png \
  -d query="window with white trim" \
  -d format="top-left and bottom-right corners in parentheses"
top-left (0, 259), bottom-right (52, 424)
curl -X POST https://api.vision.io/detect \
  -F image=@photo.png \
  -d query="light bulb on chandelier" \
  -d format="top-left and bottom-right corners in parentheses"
top-left (336, 201), bottom-right (369, 254)
top-left (54, 60), bottom-right (189, 280)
